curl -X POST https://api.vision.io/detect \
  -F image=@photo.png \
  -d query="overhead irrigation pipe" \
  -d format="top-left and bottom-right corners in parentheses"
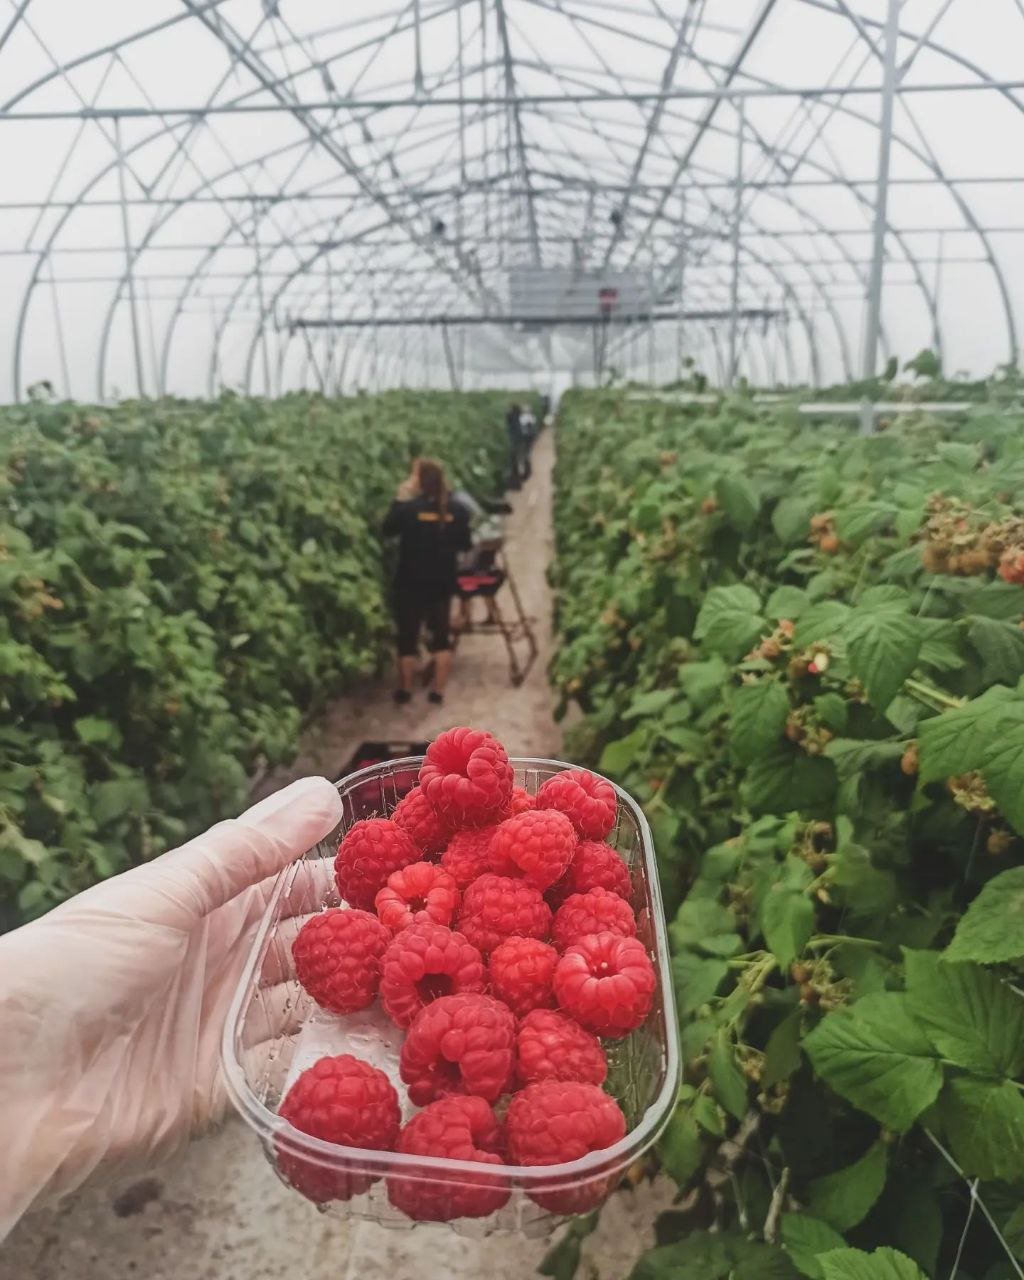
top-left (286, 308), bottom-right (785, 329)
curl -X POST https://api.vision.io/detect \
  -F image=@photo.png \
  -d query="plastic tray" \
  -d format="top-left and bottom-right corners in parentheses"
top-left (222, 757), bottom-right (680, 1237)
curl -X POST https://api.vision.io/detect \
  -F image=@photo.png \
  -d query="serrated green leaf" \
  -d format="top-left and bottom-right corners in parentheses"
top-left (709, 1032), bottom-right (749, 1120)
top-left (807, 1140), bottom-right (887, 1231)
top-left (538, 1212), bottom-right (599, 1280)
top-left (658, 1105), bottom-right (702, 1187)
top-left (834, 502), bottom-right (897, 546)
top-left (761, 860), bottom-right (814, 969)
top-left (940, 1077), bottom-right (1024, 1181)
top-left (968, 615), bottom-right (1024, 684)
top-left (623, 689), bottom-right (677, 720)
top-left (717, 474), bottom-right (760, 532)
top-left (599, 727), bottom-right (647, 776)
top-left (781, 1214), bottom-right (847, 1280)
top-left (677, 656), bottom-right (730, 711)
top-left (903, 949), bottom-right (1024, 1076)
top-left (945, 865), bottom-right (1024, 963)
top-left (845, 609), bottom-right (921, 711)
top-left (818, 1247), bottom-right (927, 1280)
top-left (763, 1010), bottom-right (804, 1089)
top-left (794, 602), bottom-right (851, 647)
top-left (813, 693), bottom-right (848, 733)
top-left (672, 953), bottom-right (729, 1017)
top-left (981, 715), bottom-right (1024, 835)
top-left (730, 679), bottom-right (791, 765)
top-left (824, 739), bottom-right (904, 781)
top-left (802, 994), bottom-right (942, 1131)
top-left (916, 687), bottom-right (1018, 783)
top-left (773, 495), bottom-right (818, 545)
top-left (766, 585), bottom-right (810, 620)
top-left (73, 716), bottom-right (123, 749)
top-left (694, 585), bottom-right (765, 661)
top-left (743, 750), bottom-right (836, 816)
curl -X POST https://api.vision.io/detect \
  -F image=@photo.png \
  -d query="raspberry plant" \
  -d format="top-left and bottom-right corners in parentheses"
top-left (549, 390), bottom-right (1024, 1280)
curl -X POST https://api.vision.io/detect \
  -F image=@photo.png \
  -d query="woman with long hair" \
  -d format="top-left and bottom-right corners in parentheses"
top-left (383, 457), bottom-right (471, 705)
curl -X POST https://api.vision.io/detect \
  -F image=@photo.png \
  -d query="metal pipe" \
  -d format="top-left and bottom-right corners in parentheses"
top-left (728, 98), bottom-right (745, 388)
top-left (113, 119), bottom-right (145, 399)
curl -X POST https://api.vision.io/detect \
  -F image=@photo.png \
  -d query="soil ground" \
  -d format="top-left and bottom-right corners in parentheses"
top-left (1, 431), bottom-right (672, 1280)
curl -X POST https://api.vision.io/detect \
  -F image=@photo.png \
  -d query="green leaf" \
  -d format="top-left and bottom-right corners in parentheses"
top-left (658, 1105), bottom-right (702, 1187)
top-left (940, 1077), bottom-right (1024, 1181)
top-left (781, 1214), bottom-right (847, 1280)
top-left (623, 689), bottom-right (677, 720)
top-left (916, 687), bottom-right (1017, 784)
top-left (677, 656), bottom-right (730, 711)
top-left (539, 1212), bottom-right (599, 1280)
top-left (672, 952), bottom-right (729, 1016)
top-left (834, 502), bottom-right (897, 546)
top-left (945, 864), bottom-right (1024, 963)
top-left (743, 750), bottom-right (836, 816)
top-left (630, 1231), bottom-right (798, 1280)
top-left (824, 739), bottom-right (904, 781)
top-left (808, 1140), bottom-right (887, 1232)
top-left (813, 694), bottom-right (848, 734)
top-left (599, 727), bottom-right (646, 775)
top-left (766, 585), bottom-right (810, 620)
top-left (773, 495), bottom-right (818, 546)
top-left (968, 615), bottom-right (1024, 684)
top-left (761, 859), bottom-right (814, 969)
top-left (730, 680), bottom-right (791, 765)
top-left (73, 716), bottom-right (123, 749)
top-left (694, 585), bottom-right (765, 661)
top-left (763, 1010), bottom-right (804, 1089)
top-left (709, 1032), bottom-right (749, 1120)
top-left (981, 714), bottom-right (1024, 835)
top-left (818, 1247), bottom-right (927, 1280)
top-left (845, 609), bottom-right (921, 711)
top-left (717, 474), bottom-right (760, 532)
top-left (794, 602), bottom-right (851, 647)
top-left (91, 778), bottom-right (149, 826)
top-left (802, 994), bottom-right (943, 1131)
top-left (903, 949), bottom-right (1024, 1076)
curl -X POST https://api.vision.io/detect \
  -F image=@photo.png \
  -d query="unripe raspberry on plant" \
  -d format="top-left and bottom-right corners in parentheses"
top-left (418, 727), bottom-right (513, 825)
top-left (535, 768), bottom-right (617, 840)
top-left (488, 809), bottom-right (577, 890)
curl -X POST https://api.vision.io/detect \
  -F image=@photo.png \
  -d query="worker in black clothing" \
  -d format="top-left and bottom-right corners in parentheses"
top-left (383, 458), bottom-right (471, 706)
top-left (505, 402), bottom-right (526, 490)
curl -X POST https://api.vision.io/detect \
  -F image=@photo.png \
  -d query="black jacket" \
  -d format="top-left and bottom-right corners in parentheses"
top-left (383, 495), bottom-right (472, 596)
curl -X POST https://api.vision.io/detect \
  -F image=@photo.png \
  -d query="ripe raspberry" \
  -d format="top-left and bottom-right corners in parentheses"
top-left (379, 921), bottom-right (485, 1028)
top-left (457, 873), bottom-right (552, 956)
top-left (554, 932), bottom-right (656, 1039)
top-left (392, 785), bottom-right (452, 856)
top-left (488, 936), bottom-right (558, 1017)
top-left (535, 769), bottom-right (617, 840)
top-left (375, 861), bottom-right (459, 933)
top-left (547, 840), bottom-right (632, 908)
top-left (552, 888), bottom-right (637, 952)
top-left (334, 818), bottom-right (419, 911)
top-left (292, 908), bottom-right (390, 1014)
top-left (440, 824), bottom-right (498, 888)
top-left (488, 809), bottom-right (577, 890)
top-left (501, 786), bottom-right (537, 819)
top-left (419, 727), bottom-right (513, 825)
top-left (400, 993), bottom-right (516, 1106)
top-left (277, 1054), bottom-right (400, 1203)
top-left (387, 1096), bottom-right (509, 1221)
top-left (506, 1081), bottom-right (626, 1213)
top-left (516, 1009), bottom-right (607, 1087)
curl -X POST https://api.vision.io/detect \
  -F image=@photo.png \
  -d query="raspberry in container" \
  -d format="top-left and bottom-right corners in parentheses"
top-left (222, 728), bottom-right (680, 1236)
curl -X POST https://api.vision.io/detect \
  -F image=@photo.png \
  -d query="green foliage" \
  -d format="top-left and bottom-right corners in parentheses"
top-left (549, 388), bottom-right (1024, 1279)
top-left (0, 390), bottom-right (506, 925)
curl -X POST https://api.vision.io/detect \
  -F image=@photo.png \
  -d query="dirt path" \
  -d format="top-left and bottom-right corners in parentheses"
top-left (1, 430), bottom-right (672, 1280)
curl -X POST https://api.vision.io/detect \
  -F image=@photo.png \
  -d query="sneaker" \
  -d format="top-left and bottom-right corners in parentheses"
top-left (392, 689), bottom-right (412, 705)
top-left (427, 691), bottom-right (444, 705)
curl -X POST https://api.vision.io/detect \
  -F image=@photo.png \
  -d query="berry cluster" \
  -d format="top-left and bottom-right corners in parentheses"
top-left (277, 726), bottom-right (656, 1222)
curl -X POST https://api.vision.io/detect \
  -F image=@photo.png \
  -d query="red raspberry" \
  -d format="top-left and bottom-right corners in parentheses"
top-left (392, 785), bottom-right (452, 856)
top-left (505, 1081), bottom-right (626, 1213)
top-left (379, 921), bottom-right (485, 1028)
top-left (535, 769), bottom-right (617, 840)
top-left (554, 932), bottom-right (656, 1039)
top-left (488, 936), bottom-right (558, 1017)
top-left (334, 818), bottom-right (419, 911)
top-left (291, 908), bottom-right (390, 1014)
top-left (375, 861), bottom-right (459, 933)
top-left (277, 1054), bottom-right (400, 1203)
top-left (387, 1096), bottom-right (509, 1221)
top-left (501, 786), bottom-right (537, 819)
top-left (552, 888), bottom-right (637, 951)
top-left (400, 993), bottom-right (516, 1106)
top-left (418, 727), bottom-right (513, 826)
top-left (516, 1009), bottom-right (607, 1087)
top-left (457, 873), bottom-right (552, 956)
top-left (548, 840), bottom-right (632, 908)
top-left (488, 809), bottom-right (577, 890)
top-left (440, 825), bottom-right (498, 888)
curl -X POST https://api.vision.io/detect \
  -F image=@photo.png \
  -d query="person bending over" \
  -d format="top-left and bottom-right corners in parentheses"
top-left (383, 458), bottom-right (470, 706)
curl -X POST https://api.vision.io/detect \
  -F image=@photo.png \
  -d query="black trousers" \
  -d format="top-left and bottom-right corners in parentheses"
top-left (394, 591), bottom-right (452, 656)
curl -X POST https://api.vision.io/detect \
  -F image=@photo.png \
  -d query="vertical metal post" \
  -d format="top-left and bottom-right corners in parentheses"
top-left (252, 208), bottom-right (272, 395)
top-left (412, 0), bottom-right (425, 93)
top-left (647, 260), bottom-right (656, 384)
top-left (860, 0), bottom-right (901, 435)
top-left (114, 119), bottom-right (145, 398)
top-left (677, 192), bottom-right (687, 381)
top-left (442, 323), bottom-right (459, 390)
top-left (727, 99), bottom-right (745, 390)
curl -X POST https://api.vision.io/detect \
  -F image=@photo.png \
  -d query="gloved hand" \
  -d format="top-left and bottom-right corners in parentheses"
top-left (0, 775), bottom-right (343, 1240)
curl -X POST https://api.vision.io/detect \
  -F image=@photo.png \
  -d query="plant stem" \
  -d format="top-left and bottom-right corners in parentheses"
top-left (806, 934), bottom-right (886, 950)
top-left (903, 676), bottom-right (964, 711)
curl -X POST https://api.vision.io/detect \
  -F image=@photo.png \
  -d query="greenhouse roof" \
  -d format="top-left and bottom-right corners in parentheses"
top-left (1, 0), bottom-right (1022, 399)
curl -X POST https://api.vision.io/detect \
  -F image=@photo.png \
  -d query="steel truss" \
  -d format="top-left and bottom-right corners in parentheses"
top-left (0, 0), bottom-right (1020, 402)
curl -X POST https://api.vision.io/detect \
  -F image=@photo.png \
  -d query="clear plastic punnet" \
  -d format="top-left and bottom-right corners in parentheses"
top-left (222, 757), bottom-right (681, 1236)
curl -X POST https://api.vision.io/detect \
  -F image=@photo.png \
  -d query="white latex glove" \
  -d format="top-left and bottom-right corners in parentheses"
top-left (0, 776), bottom-right (343, 1240)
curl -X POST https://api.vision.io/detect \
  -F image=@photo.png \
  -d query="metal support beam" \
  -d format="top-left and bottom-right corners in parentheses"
top-left (441, 323), bottom-right (460, 389)
top-left (290, 308), bottom-right (783, 329)
top-left (113, 119), bottom-right (145, 398)
top-left (860, 0), bottom-right (901, 435)
top-left (494, 0), bottom-right (541, 266)
top-left (728, 98), bottom-right (745, 389)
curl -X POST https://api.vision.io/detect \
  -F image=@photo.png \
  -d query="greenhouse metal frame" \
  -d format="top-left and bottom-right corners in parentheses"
top-left (1, 0), bottom-right (1022, 406)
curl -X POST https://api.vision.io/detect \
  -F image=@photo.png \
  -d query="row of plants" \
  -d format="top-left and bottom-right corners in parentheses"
top-left (1, 390), bottom-right (508, 928)
top-left (547, 388), bottom-right (1024, 1280)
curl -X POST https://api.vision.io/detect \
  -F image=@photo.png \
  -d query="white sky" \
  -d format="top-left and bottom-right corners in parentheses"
top-left (0, 0), bottom-right (1022, 399)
